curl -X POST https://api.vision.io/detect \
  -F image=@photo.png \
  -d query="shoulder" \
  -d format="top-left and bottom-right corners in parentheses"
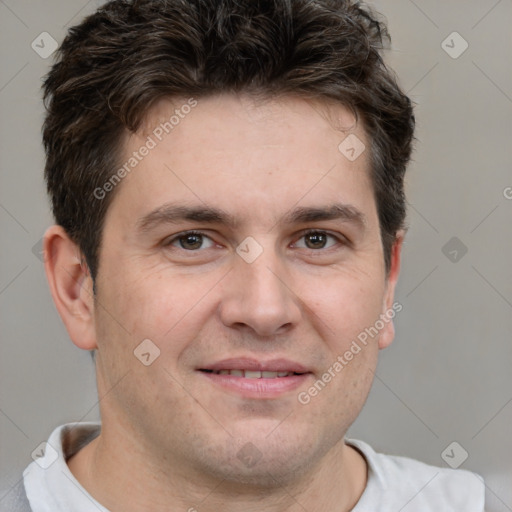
top-left (347, 438), bottom-right (485, 512)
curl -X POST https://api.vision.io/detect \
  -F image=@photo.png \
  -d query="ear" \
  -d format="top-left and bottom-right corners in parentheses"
top-left (378, 230), bottom-right (405, 350)
top-left (43, 225), bottom-right (97, 351)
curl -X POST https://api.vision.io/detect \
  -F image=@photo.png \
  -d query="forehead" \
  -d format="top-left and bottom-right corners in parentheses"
top-left (140, 93), bottom-right (364, 156)
top-left (109, 94), bottom-right (376, 229)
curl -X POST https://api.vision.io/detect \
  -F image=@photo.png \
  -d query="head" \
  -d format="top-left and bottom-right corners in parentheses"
top-left (43, 0), bottom-right (414, 488)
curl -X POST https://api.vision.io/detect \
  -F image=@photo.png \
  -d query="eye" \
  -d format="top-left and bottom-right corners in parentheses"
top-left (294, 230), bottom-right (342, 250)
top-left (164, 231), bottom-right (215, 251)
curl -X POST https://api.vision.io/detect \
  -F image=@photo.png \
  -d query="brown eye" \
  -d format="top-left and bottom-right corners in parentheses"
top-left (304, 232), bottom-right (328, 249)
top-left (178, 233), bottom-right (203, 250)
top-left (294, 230), bottom-right (340, 250)
top-left (165, 231), bottom-right (215, 251)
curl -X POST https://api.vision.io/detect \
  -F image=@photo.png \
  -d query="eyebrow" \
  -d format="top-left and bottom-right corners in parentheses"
top-left (136, 202), bottom-right (367, 234)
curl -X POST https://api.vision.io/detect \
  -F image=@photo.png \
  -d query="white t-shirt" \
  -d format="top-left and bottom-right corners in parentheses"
top-left (6, 422), bottom-right (485, 511)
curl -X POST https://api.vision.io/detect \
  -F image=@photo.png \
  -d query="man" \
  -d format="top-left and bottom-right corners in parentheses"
top-left (7, 0), bottom-right (484, 510)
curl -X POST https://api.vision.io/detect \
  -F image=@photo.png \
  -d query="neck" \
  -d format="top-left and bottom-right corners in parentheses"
top-left (67, 421), bottom-right (367, 512)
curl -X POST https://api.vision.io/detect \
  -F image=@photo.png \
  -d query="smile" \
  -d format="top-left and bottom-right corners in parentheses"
top-left (197, 358), bottom-right (312, 398)
top-left (200, 369), bottom-right (301, 378)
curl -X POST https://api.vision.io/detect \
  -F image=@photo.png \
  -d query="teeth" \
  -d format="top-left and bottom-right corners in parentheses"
top-left (213, 370), bottom-right (295, 378)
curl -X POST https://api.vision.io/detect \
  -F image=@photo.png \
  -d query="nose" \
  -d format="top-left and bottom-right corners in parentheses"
top-left (218, 246), bottom-right (302, 338)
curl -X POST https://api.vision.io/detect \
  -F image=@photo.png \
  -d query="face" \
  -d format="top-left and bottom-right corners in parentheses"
top-left (90, 94), bottom-right (401, 486)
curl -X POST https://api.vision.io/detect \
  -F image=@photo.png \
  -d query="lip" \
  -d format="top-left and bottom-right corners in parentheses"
top-left (197, 357), bottom-right (312, 399)
top-left (199, 357), bottom-right (311, 374)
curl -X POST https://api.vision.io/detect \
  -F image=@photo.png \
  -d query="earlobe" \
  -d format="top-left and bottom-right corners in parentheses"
top-left (378, 230), bottom-right (405, 350)
top-left (43, 225), bottom-right (98, 351)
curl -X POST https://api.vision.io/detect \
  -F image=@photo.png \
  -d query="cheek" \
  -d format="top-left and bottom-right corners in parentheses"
top-left (93, 268), bottom-right (205, 408)
top-left (299, 267), bottom-right (386, 350)
top-left (96, 263), bottom-right (217, 352)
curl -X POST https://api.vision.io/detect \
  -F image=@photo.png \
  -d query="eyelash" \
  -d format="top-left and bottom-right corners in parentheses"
top-left (163, 229), bottom-right (347, 252)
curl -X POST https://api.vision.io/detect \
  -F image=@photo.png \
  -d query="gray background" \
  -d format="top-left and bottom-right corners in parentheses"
top-left (1, 0), bottom-right (511, 510)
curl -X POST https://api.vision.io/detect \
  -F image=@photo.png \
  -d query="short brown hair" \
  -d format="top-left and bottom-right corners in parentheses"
top-left (42, 0), bottom-right (414, 281)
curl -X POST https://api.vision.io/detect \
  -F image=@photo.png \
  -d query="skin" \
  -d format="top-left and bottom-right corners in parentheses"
top-left (44, 93), bottom-right (403, 512)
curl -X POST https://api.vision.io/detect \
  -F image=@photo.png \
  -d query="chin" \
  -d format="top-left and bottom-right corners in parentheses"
top-left (197, 425), bottom-right (335, 488)
top-left (207, 452), bottom-right (315, 489)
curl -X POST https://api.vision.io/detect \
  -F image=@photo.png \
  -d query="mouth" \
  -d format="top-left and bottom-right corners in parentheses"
top-left (197, 358), bottom-right (312, 398)
top-left (199, 369), bottom-right (303, 378)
